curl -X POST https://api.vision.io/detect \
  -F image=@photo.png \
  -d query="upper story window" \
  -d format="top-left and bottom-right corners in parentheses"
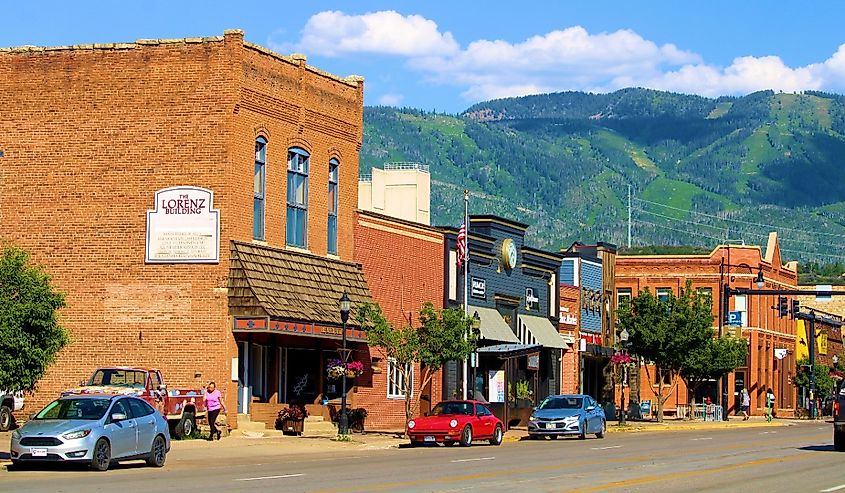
top-left (656, 288), bottom-right (672, 304)
top-left (328, 159), bottom-right (339, 255)
top-left (617, 288), bottom-right (632, 309)
top-left (696, 287), bottom-right (713, 307)
top-left (253, 137), bottom-right (267, 240)
top-left (286, 148), bottom-right (309, 248)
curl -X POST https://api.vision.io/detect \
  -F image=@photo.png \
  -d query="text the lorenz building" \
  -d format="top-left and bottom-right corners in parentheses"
top-left (444, 216), bottom-right (570, 428)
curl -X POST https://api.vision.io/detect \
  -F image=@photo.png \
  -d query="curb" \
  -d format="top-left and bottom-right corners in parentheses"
top-left (606, 420), bottom-right (790, 433)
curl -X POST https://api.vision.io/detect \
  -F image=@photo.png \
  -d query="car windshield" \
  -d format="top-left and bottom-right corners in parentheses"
top-left (35, 398), bottom-right (110, 420)
top-left (431, 402), bottom-right (473, 416)
top-left (538, 397), bottom-right (583, 410)
top-left (88, 369), bottom-right (147, 389)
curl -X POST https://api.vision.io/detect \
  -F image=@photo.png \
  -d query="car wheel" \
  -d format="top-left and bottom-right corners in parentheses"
top-left (91, 438), bottom-right (111, 472)
top-left (146, 434), bottom-right (167, 467)
top-left (835, 430), bottom-right (845, 452)
top-left (528, 434), bottom-right (539, 440)
top-left (549, 434), bottom-right (558, 440)
top-left (596, 420), bottom-right (606, 439)
top-left (578, 420), bottom-right (587, 440)
top-left (0, 405), bottom-right (12, 432)
top-left (175, 412), bottom-right (195, 438)
top-left (409, 439), bottom-right (420, 447)
top-left (444, 440), bottom-right (457, 446)
top-left (489, 425), bottom-right (503, 446)
top-left (459, 425), bottom-right (473, 447)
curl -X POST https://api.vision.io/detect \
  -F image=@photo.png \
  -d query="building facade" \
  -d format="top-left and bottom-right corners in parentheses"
top-left (443, 216), bottom-right (569, 428)
top-left (616, 233), bottom-right (799, 417)
top-left (0, 31), bottom-right (376, 427)
top-left (358, 163), bottom-right (431, 225)
top-left (354, 210), bottom-right (445, 429)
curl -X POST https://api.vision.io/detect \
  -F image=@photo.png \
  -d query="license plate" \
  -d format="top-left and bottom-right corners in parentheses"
top-left (424, 435), bottom-right (435, 442)
top-left (30, 448), bottom-right (48, 457)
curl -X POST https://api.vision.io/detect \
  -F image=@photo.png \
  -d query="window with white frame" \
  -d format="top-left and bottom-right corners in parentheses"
top-left (327, 158), bottom-right (339, 255)
top-left (286, 147), bottom-right (309, 248)
top-left (387, 358), bottom-right (412, 399)
top-left (617, 288), bottom-right (632, 308)
top-left (253, 137), bottom-right (267, 240)
top-left (656, 287), bottom-right (672, 303)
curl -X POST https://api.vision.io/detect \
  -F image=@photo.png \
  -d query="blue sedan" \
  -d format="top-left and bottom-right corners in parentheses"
top-left (528, 394), bottom-right (606, 440)
top-left (11, 394), bottom-right (170, 471)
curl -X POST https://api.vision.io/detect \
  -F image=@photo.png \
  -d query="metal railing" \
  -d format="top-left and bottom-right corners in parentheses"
top-left (677, 404), bottom-right (723, 421)
top-left (384, 162), bottom-right (429, 172)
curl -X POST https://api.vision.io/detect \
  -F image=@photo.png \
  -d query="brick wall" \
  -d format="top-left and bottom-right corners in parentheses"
top-left (559, 284), bottom-right (580, 393)
top-left (354, 211), bottom-right (445, 429)
top-left (0, 31), bottom-right (364, 425)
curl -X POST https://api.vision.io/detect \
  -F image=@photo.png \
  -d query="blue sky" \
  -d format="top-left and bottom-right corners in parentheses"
top-left (4, 1), bottom-right (845, 113)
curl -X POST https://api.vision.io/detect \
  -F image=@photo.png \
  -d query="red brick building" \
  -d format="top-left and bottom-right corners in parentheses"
top-left (0, 30), bottom-right (381, 429)
top-left (558, 284), bottom-right (580, 394)
top-left (354, 210), bottom-right (446, 429)
top-left (616, 233), bottom-right (799, 417)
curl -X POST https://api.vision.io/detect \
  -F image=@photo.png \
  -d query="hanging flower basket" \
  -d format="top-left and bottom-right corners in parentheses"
top-left (611, 352), bottom-right (634, 365)
top-left (327, 359), bottom-right (365, 379)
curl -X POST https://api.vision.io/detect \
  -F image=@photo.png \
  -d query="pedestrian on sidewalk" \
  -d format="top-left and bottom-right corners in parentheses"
top-left (740, 388), bottom-right (750, 420)
top-left (765, 388), bottom-right (776, 422)
top-left (204, 381), bottom-right (227, 441)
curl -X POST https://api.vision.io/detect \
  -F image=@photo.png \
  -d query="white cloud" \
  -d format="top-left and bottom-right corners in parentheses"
top-left (277, 11), bottom-right (845, 102)
top-left (282, 10), bottom-right (459, 57)
top-left (377, 93), bottom-right (404, 106)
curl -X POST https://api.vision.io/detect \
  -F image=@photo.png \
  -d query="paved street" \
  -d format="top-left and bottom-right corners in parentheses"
top-left (2, 421), bottom-right (842, 492)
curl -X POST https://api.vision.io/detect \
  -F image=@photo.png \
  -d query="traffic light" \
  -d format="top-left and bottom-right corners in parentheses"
top-left (791, 299), bottom-right (800, 319)
top-left (777, 296), bottom-right (788, 318)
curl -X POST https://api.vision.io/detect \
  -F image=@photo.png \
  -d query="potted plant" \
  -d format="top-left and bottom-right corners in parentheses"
top-left (348, 407), bottom-right (368, 433)
top-left (275, 405), bottom-right (309, 435)
top-left (346, 361), bottom-right (365, 378)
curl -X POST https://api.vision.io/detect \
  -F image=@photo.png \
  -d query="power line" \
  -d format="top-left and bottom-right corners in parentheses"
top-left (632, 196), bottom-right (845, 239)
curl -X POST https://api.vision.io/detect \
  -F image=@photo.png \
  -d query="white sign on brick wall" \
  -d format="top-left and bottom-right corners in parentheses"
top-left (146, 186), bottom-right (220, 263)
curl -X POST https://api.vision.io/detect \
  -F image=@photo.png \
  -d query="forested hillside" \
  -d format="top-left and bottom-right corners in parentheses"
top-left (360, 89), bottom-right (845, 264)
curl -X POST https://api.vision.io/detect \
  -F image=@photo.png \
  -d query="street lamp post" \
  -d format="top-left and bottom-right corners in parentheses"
top-left (470, 311), bottom-right (481, 400)
top-left (338, 292), bottom-right (351, 436)
top-left (618, 327), bottom-right (629, 426)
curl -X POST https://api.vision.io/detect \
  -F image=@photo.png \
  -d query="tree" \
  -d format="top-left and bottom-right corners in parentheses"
top-left (794, 358), bottom-right (836, 404)
top-left (0, 245), bottom-right (69, 392)
top-left (617, 281), bottom-right (714, 422)
top-left (680, 335), bottom-right (748, 413)
top-left (356, 301), bottom-right (476, 426)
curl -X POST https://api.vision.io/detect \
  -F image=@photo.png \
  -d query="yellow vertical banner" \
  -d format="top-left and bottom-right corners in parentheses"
top-left (796, 320), bottom-right (809, 361)
top-left (818, 331), bottom-right (828, 355)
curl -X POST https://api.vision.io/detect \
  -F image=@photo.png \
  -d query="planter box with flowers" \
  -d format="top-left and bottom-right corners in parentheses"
top-left (275, 405), bottom-right (309, 435)
top-left (326, 359), bottom-right (365, 380)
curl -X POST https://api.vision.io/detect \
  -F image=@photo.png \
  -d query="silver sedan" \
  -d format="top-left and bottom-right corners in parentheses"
top-left (10, 394), bottom-right (170, 471)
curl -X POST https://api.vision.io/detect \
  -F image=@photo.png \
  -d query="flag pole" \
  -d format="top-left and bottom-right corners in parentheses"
top-left (462, 189), bottom-right (469, 400)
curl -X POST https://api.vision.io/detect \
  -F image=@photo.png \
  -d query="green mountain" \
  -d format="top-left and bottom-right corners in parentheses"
top-left (360, 89), bottom-right (845, 263)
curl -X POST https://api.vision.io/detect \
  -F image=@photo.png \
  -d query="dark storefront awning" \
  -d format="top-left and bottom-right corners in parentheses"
top-left (473, 306), bottom-right (520, 344)
top-left (519, 314), bottom-right (571, 349)
top-left (477, 343), bottom-right (542, 359)
top-left (228, 241), bottom-right (373, 330)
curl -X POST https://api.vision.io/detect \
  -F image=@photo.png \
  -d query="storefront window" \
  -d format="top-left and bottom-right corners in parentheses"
top-left (387, 358), bottom-right (412, 399)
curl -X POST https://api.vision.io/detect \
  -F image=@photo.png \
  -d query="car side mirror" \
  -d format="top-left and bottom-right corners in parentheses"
top-left (423, 412), bottom-right (429, 417)
top-left (29, 413), bottom-right (36, 420)
top-left (111, 413), bottom-right (127, 422)
top-left (79, 379), bottom-right (86, 386)
top-left (158, 384), bottom-right (167, 392)
top-left (586, 406), bottom-right (595, 411)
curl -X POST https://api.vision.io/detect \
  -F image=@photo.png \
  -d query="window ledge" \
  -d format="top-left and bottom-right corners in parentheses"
top-left (327, 253), bottom-right (340, 260)
top-left (252, 239), bottom-right (268, 246)
top-left (285, 245), bottom-right (312, 255)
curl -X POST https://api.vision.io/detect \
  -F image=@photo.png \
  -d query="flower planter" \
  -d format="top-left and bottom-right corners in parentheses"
top-left (280, 418), bottom-right (304, 435)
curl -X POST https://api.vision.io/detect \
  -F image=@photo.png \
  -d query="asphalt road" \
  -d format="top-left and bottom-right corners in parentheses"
top-left (3, 423), bottom-right (843, 493)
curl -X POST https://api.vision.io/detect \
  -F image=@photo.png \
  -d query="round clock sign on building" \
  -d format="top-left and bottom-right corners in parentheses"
top-left (500, 238), bottom-right (517, 270)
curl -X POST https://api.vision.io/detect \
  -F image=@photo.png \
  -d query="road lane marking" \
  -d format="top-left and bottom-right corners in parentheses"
top-left (759, 431), bottom-right (777, 434)
top-left (689, 437), bottom-right (712, 441)
top-left (235, 473), bottom-right (305, 481)
top-left (821, 484), bottom-right (845, 492)
top-left (591, 445), bottom-right (622, 450)
top-left (451, 457), bottom-right (495, 463)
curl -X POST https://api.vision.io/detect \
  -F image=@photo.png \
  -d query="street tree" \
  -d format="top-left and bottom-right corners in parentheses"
top-left (680, 335), bottom-right (748, 411)
top-left (794, 357), bottom-right (836, 405)
top-left (356, 301), bottom-right (476, 425)
top-left (0, 245), bottom-right (69, 393)
top-left (618, 281), bottom-right (713, 422)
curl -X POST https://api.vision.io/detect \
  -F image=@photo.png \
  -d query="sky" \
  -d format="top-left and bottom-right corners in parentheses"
top-left (4, 1), bottom-right (845, 113)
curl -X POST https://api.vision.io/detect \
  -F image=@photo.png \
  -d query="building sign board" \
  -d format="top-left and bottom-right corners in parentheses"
top-left (727, 311), bottom-right (742, 326)
top-left (146, 186), bottom-right (220, 263)
top-left (471, 277), bottom-right (486, 299)
top-left (525, 287), bottom-right (539, 310)
top-left (527, 352), bottom-right (540, 370)
top-left (559, 306), bottom-right (577, 325)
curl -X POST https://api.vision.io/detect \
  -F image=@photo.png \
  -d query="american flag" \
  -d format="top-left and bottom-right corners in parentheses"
top-left (457, 223), bottom-right (467, 268)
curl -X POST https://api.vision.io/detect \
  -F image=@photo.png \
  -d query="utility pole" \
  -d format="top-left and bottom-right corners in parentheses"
top-left (627, 185), bottom-right (632, 249)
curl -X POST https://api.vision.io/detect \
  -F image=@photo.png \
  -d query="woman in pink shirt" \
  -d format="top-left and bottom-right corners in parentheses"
top-left (203, 381), bottom-right (227, 441)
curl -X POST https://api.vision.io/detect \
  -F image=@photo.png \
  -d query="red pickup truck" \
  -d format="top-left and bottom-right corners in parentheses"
top-left (63, 367), bottom-right (207, 438)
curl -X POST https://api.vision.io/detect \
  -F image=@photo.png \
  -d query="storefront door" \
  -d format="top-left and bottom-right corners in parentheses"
top-left (286, 348), bottom-right (320, 404)
top-left (237, 341), bottom-right (248, 414)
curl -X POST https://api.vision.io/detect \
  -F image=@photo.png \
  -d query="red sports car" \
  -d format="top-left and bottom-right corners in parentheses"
top-left (407, 400), bottom-right (504, 447)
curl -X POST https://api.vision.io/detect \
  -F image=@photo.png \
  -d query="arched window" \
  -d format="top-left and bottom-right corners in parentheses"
top-left (254, 137), bottom-right (267, 240)
top-left (328, 158), bottom-right (339, 254)
top-left (286, 147), bottom-right (309, 248)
